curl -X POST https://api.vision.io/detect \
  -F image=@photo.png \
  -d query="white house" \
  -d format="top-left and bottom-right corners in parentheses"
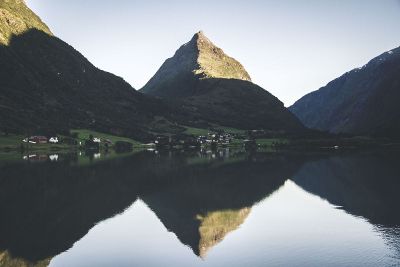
top-left (49, 137), bottom-right (59, 144)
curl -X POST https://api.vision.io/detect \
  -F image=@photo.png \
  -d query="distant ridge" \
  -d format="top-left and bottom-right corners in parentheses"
top-left (290, 46), bottom-right (400, 137)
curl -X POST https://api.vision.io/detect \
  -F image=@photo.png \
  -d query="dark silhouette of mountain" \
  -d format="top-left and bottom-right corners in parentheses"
top-left (141, 31), bottom-right (305, 132)
top-left (290, 47), bottom-right (400, 137)
top-left (0, 0), bottom-right (187, 140)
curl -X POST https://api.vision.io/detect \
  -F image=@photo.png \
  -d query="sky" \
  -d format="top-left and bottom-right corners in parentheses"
top-left (26, 0), bottom-right (400, 106)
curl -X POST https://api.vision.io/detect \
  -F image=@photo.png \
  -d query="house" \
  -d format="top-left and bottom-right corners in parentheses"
top-left (197, 136), bottom-right (207, 144)
top-left (28, 136), bottom-right (48, 144)
top-left (202, 133), bottom-right (234, 146)
top-left (49, 137), bottom-right (59, 144)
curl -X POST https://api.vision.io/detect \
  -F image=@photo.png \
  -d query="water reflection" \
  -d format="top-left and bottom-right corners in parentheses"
top-left (0, 150), bottom-right (399, 266)
top-left (141, 152), bottom-right (300, 257)
top-left (22, 153), bottom-right (64, 163)
top-left (292, 151), bottom-right (400, 262)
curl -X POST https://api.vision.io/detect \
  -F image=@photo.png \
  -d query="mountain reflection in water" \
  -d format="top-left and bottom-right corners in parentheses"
top-left (0, 150), bottom-right (399, 266)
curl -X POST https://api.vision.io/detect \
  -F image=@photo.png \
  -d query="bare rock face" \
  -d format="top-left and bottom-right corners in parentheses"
top-left (194, 31), bottom-right (251, 81)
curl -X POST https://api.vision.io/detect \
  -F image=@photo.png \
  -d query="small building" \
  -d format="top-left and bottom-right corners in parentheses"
top-left (29, 136), bottom-right (48, 144)
top-left (49, 137), bottom-right (59, 144)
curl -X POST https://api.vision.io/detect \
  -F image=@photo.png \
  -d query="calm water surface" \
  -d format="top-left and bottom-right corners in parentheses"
top-left (0, 150), bottom-right (399, 266)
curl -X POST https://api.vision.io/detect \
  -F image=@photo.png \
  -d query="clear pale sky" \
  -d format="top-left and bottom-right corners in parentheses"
top-left (27, 0), bottom-right (400, 106)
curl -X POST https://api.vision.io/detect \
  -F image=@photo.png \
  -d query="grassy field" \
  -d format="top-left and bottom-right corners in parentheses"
top-left (214, 126), bottom-right (246, 135)
top-left (0, 129), bottom-right (143, 152)
top-left (0, 135), bottom-right (77, 152)
top-left (184, 127), bottom-right (211, 136)
top-left (71, 129), bottom-right (142, 146)
top-left (0, 135), bottom-right (24, 147)
top-left (0, 135), bottom-right (72, 151)
top-left (184, 126), bottom-right (246, 136)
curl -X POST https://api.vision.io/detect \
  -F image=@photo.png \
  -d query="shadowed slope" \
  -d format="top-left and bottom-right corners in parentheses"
top-left (290, 47), bottom-right (400, 137)
top-left (0, 0), bottom-right (188, 140)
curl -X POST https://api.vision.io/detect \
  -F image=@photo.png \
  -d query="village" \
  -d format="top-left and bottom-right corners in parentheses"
top-left (0, 127), bottom-right (294, 165)
top-left (153, 130), bottom-right (271, 150)
top-left (15, 129), bottom-right (277, 153)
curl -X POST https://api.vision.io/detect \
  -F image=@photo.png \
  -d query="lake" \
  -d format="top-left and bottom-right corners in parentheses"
top-left (0, 149), bottom-right (399, 266)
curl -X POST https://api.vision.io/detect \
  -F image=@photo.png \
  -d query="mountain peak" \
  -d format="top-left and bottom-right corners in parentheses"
top-left (192, 30), bottom-right (209, 43)
top-left (194, 30), bottom-right (205, 37)
top-left (141, 31), bottom-right (252, 96)
top-left (190, 31), bottom-right (252, 81)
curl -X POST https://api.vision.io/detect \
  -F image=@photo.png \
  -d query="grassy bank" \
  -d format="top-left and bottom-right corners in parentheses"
top-left (184, 126), bottom-right (246, 136)
top-left (0, 129), bottom-right (145, 152)
top-left (71, 129), bottom-right (143, 147)
top-left (0, 135), bottom-right (74, 152)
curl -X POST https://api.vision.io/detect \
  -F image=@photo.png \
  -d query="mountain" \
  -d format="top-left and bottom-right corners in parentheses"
top-left (141, 31), bottom-right (305, 132)
top-left (0, 0), bottom-right (186, 140)
top-left (290, 47), bottom-right (400, 137)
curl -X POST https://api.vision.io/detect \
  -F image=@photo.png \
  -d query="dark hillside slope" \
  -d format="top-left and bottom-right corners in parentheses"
top-left (290, 47), bottom-right (400, 137)
top-left (0, 0), bottom-right (184, 140)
